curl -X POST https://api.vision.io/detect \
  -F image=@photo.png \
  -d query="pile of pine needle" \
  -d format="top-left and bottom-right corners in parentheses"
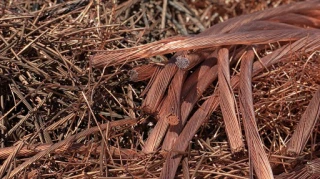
top-left (0, 0), bottom-right (319, 178)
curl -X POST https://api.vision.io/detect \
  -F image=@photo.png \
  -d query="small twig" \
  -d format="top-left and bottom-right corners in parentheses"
top-left (161, 0), bottom-right (168, 30)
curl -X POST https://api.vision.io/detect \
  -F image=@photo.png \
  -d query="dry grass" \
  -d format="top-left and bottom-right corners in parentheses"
top-left (0, 0), bottom-right (319, 178)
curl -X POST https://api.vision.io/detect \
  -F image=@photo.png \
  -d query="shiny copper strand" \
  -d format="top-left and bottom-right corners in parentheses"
top-left (239, 50), bottom-right (273, 179)
top-left (160, 33), bottom-right (320, 179)
top-left (218, 48), bottom-right (244, 153)
top-left (143, 70), bottom-right (187, 153)
top-left (141, 62), bottom-right (177, 114)
top-left (161, 52), bottom-right (219, 151)
top-left (286, 88), bottom-right (320, 155)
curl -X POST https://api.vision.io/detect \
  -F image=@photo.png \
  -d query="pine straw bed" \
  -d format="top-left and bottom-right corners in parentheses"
top-left (0, 0), bottom-right (320, 178)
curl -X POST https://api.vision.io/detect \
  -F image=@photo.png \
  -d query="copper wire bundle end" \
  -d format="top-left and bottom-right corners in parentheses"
top-left (128, 69), bottom-right (138, 81)
top-left (175, 56), bottom-right (190, 69)
top-left (166, 115), bottom-right (179, 126)
top-left (129, 64), bottom-right (159, 82)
